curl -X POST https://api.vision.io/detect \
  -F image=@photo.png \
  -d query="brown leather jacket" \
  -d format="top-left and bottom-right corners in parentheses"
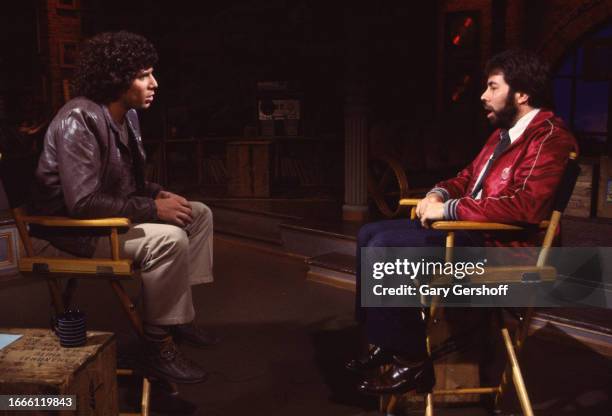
top-left (30, 97), bottom-right (162, 257)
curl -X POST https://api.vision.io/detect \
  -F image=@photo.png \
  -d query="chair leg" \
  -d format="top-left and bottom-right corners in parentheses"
top-left (109, 280), bottom-right (144, 337)
top-left (384, 394), bottom-right (398, 414)
top-left (496, 327), bottom-right (534, 416)
top-left (424, 328), bottom-right (434, 416)
top-left (47, 278), bottom-right (65, 315)
top-left (424, 392), bottom-right (434, 416)
top-left (378, 363), bottom-right (392, 413)
top-left (141, 377), bottom-right (151, 416)
top-left (379, 395), bottom-right (386, 413)
top-left (62, 278), bottom-right (78, 310)
top-left (515, 308), bottom-right (535, 352)
top-left (495, 308), bottom-right (535, 413)
top-left (117, 369), bottom-right (151, 416)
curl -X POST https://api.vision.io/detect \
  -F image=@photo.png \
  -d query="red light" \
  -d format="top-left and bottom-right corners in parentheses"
top-left (464, 17), bottom-right (473, 28)
top-left (453, 35), bottom-right (461, 45)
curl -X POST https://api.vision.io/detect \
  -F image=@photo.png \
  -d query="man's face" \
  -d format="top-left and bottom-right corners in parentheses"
top-left (480, 72), bottom-right (518, 129)
top-left (121, 67), bottom-right (158, 110)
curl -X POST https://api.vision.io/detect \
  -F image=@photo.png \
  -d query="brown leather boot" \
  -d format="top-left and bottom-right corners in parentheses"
top-left (141, 336), bottom-right (208, 384)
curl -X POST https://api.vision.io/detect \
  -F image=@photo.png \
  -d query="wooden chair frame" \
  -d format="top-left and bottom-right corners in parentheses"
top-left (378, 152), bottom-right (579, 416)
top-left (11, 207), bottom-right (151, 416)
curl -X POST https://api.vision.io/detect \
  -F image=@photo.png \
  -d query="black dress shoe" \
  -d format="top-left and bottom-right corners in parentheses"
top-left (171, 322), bottom-right (220, 348)
top-left (358, 358), bottom-right (435, 395)
top-left (141, 337), bottom-right (208, 384)
top-left (345, 346), bottom-right (395, 374)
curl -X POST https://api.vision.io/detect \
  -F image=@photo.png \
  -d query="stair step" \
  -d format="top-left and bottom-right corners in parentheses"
top-left (306, 252), bottom-right (356, 292)
top-left (281, 220), bottom-right (360, 241)
top-left (305, 252), bottom-right (356, 275)
top-left (281, 220), bottom-right (360, 258)
top-left (208, 202), bottom-right (295, 245)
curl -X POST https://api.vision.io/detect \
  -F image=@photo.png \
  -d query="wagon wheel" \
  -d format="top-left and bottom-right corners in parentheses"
top-left (367, 154), bottom-right (410, 218)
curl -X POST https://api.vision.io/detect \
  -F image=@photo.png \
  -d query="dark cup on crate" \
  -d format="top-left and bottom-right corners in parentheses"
top-left (54, 310), bottom-right (87, 347)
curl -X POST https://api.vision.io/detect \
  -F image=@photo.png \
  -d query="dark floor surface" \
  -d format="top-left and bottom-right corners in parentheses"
top-left (1, 236), bottom-right (610, 415)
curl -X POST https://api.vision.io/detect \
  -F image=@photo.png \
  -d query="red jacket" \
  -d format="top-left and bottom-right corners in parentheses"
top-left (430, 110), bottom-right (578, 246)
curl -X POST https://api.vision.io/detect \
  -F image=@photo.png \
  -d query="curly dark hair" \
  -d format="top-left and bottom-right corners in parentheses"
top-left (484, 49), bottom-right (552, 108)
top-left (73, 31), bottom-right (158, 103)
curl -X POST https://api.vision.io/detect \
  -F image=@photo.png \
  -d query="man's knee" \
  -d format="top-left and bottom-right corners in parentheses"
top-left (190, 201), bottom-right (213, 230)
top-left (358, 222), bottom-right (381, 247)
top-left (158, 226), bottom-right (189, 254)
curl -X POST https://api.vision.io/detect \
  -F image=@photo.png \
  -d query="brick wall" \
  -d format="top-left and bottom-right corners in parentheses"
top-left (39, 0), bottom-right (83, 110)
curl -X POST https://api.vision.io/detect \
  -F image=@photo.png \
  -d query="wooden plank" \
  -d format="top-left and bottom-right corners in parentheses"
top-left (20, 217), bottom-right (131, 227)
top-left (19, 257), bottom-right (133, 276)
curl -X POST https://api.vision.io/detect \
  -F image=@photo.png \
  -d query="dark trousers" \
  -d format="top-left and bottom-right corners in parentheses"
top-left (355, 219), bottom-right (482, 359)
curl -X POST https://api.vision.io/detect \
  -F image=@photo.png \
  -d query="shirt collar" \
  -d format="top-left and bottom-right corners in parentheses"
top-left (508, 108), bottom-right (540, 143)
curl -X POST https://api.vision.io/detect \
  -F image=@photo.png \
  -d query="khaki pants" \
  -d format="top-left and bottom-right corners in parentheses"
top-left (32, 201), bottom-right (214, 325)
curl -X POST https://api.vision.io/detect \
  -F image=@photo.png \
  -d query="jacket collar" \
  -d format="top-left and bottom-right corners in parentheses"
top-left (508, 108), bottom-right (540, 143)
top-left (498, 108), bottom-right (555, 151)
top-left (102, 104), bottom-right (138, 148)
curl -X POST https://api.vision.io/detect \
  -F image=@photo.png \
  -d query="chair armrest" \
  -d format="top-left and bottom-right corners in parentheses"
top-left (429, 265), bottom-right (557, 285)
top-left (399, 198), bottom-right (422, 206)
top-left (431, 221), bottom-right (526, 231)
top-left (20, 216), bottom-right (131, 228)
top-left (399, 199), bottom-right (550, 230)
top-left (431, 220), bottom-right (549, 231)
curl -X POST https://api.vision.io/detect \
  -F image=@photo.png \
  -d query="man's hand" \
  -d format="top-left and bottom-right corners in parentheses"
top-left (416, 193), bottom-right (443, 220)
top-left (419, 201), bottom-right (445, 228)
top-left (156, 190), bottom-right (183, 200)
top-left (155, 191), bottom-right (193, 227)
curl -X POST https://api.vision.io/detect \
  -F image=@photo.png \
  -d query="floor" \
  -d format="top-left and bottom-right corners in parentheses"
top-left (0, 236), bottom-right (610, 415)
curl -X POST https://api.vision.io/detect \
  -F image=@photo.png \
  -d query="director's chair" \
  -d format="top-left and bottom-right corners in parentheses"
top-left (0, 142), bottom-right (152, 416)
top-left (379, 151), bottom-right (580, 416)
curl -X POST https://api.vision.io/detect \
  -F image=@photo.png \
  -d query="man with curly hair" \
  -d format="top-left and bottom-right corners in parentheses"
top-left (30, 31), bottom-right (215, 384)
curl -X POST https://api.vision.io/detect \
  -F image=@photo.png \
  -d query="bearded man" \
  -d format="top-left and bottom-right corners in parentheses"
top-left (347, 49), bottom-right (578, 395)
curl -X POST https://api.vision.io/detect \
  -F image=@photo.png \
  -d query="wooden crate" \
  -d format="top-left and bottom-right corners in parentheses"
top-left (226, 140), bottom-right (272, 197)
top-left (565, 163), bottom-right (593, 218)
top-left (0, 328), bottom-right (117, 416)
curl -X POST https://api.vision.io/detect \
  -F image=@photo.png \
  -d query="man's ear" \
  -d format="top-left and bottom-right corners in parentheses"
top-left (514, 91), bottom-right (530, 106)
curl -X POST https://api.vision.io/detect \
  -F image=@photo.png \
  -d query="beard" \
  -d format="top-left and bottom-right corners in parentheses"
top-left (485, 91), bottom-right (518, 130)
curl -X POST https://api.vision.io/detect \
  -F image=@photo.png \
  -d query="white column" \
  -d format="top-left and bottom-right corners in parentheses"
top-left (343, 92), bottom-right (369, 221)
top-left (342, 9), bottom-right (369, 222)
